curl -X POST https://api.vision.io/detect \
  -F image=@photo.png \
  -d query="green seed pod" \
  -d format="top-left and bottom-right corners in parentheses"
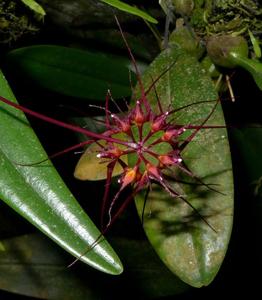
top-left (206, 35), bottom-right (248, 68)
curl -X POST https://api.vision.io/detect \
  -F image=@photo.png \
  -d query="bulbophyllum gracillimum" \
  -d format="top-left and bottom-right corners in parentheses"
top-left (0, 17), bottom-right (234, 286)
top-left (74, 89), bottom-right (219, 232)
top-left (0, 18), bottom-right (220, 237)
top-left (72, 18), bottom-right (221, 233)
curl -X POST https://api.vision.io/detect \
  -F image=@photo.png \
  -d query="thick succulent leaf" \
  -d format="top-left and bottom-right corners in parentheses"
top-left (0, 69), bottom-right (122, 275)
top-left (133, 46), bottom-right (234, 287)
top-left (0, 233), bottom-right (189, 299)
top-left (6, 45), bottom-right (134, 100)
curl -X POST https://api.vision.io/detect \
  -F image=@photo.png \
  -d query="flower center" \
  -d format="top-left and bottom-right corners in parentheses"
top-left (96, 101), bottom-right (186, 188)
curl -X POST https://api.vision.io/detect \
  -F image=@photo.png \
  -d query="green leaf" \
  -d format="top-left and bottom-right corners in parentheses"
top-left (0, 233), bottom-right (189, 299)
top-left (0, 69), bottom-right (123, 275)
top-left (20, 0), bottom-right (46, 18)
top-left (6, 45), bottom-right (134, 100)
top-left (101, 0), bottom-right (158, 24)
top-left (228, 52), bottom-right (262, 90)
top-left (132, 47), bottom-right (234, 287)
top-left (74, 133), bottom-right (128, 181)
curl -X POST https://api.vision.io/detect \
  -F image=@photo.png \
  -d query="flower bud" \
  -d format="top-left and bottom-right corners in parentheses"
top-left (151, 112), bottom-right (168, 132)
top-left (158, 155), bottom-right (182, 166)
top-left (146, 163), bottom-right (162, 180)
top-left (121, 167), bottom-right (137, 189)
top-left (111, 114), bottom-right (131, 133)
top-left (132, 102), bottom-right (145, 126)
top-left (162, 127), bottom-right (185, 141)
top-left (97, 146), bottom-right (122, 159)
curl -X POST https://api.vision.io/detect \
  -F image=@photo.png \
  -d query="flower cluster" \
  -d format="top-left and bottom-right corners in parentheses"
top-left (0, 14), bottom-right (218, 232)
top-left (92, 89), bottom-right (205, 230)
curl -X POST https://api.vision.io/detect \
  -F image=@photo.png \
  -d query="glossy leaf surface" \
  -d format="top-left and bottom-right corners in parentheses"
top-left (0, 69), bottom-right (122, 275)
top-left (133, 46), bottom-right (234, 287)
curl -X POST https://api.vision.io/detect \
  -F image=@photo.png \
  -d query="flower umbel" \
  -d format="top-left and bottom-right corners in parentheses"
top-left (89, 88), bottom-right (219, 232)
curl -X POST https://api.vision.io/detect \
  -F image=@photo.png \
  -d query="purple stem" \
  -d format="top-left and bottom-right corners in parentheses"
top-left (0, 96), bottom-right (130, 147)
